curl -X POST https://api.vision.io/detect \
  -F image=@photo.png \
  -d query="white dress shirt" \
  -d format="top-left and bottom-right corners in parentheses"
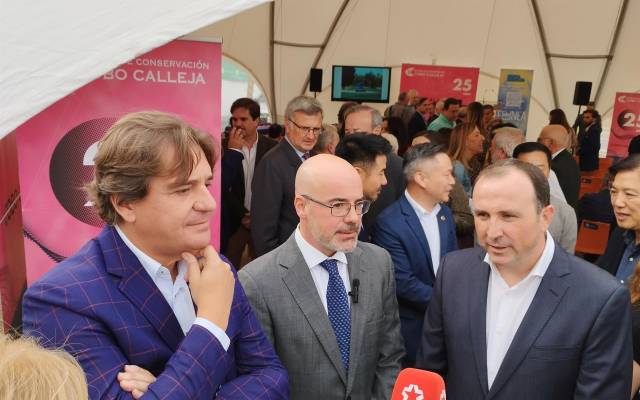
top-left (404, 190), bottom-right (442, 275)
top-left (115, 225), bottom-right (230, 350)
top-left (485, 231), bottom-right (555, 388)
top-left (285, 136), bottom-right (307, 162)
top-left (231, 135), bottom-right (259, 210)
top-left (294, 227), bottom-right (351, 313)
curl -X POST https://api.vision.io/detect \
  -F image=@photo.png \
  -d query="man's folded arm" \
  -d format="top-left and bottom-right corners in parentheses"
top-left (22, 282), bottom-right (233, 400)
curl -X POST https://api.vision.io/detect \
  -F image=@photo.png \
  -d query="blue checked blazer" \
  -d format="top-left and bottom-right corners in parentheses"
top-left (23, 225), bottom-right (288, 399)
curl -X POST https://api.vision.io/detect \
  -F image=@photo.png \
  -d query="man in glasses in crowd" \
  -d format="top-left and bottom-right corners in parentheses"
top-left (251, 96), bottom-right (323, 256)
top-left (239, 154), bottom-right (404, 399)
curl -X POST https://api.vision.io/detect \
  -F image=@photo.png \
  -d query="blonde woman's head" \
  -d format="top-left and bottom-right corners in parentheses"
top-left (0, 335), bottom-right (87, 400)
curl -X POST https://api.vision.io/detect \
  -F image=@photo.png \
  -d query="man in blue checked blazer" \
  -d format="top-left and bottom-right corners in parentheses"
top-left (372, 144), bottom-right (458, 366)
top-left (23, 111), bottom-right (287, 399)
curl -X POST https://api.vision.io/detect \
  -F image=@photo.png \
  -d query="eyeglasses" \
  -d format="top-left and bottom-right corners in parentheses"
top-left (301, 194), bottom-right (371, 217)
top-left (288, 119), bottom-right (322, 136)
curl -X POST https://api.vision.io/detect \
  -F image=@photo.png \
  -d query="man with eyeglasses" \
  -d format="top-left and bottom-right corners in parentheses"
top-left (251, 96), bottom-right (323, 257)
top-left (343, 104), bottom-right (405, 242)
top-left (239, 154), bottom-right (404, 399)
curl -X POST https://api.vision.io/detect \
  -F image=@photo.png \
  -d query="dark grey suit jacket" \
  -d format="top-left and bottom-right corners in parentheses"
top-left (551, 149), bottom-right (580, 209)
top-left (239, 234), bottom-right (404, 400)
top-left (250, 140), bottom-right (303, 256)
top-left (220, 135), bottom-right (277, 253)
top-left (417, 245), bottom-right (632, 400)
top-left (361, 153), bottom-right (405, 242)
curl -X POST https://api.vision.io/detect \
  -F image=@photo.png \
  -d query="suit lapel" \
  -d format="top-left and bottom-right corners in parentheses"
top-left (279, 237), bottom-right (348, 385)
top-left (400, 196), bottom-right (433, 274)
top-left (345, 247), bottom-right (365, 393)
top-left (100, 226), bottom-right (184, 351)
top-left (487, 250), bottom-right (570, 399)
top-left (469, 253), bottom-right (490, 396)
top-left (437, 208), bottom-right (450, 255)
top-left (280, 139), bottom-right (304, 168)
top-left (255, 136), bottom-right (274, 163)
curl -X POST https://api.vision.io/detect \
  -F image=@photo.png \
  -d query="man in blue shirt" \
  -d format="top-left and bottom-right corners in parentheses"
top-left (597, 154), bottom-right (640, 283)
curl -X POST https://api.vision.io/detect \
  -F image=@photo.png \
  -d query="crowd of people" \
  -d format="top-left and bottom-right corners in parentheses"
top-left (6, 90), bottom-right (640, 400)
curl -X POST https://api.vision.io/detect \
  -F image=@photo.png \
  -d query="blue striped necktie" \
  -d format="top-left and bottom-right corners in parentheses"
top-left (320, 258), bottom-right (350, 373)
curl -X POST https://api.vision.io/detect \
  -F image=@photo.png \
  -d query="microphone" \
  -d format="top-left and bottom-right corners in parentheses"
top-left (391, 368), bottom-right (446, 400)
top-left (348, 279), bottom-right (360, 304)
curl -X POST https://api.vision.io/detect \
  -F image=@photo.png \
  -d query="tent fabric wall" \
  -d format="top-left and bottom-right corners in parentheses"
top-left (0, 0), bottom-right (269, 139)
top-left (194, 0), bottom-right (637, 148)
top-left (4, 0), bottom-right (639, 146)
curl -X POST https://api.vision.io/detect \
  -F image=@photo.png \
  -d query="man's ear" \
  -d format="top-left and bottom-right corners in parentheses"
top-left (110, 195), bottom-right (136, 223)
top-left (540, 204), bottom-right (555, 232)
top-left (353, 165), bottom-right (367, 180)
top-left (372, 125), bottom-right (383, 135)
top-left (294, 195), bottom-right (306, 220)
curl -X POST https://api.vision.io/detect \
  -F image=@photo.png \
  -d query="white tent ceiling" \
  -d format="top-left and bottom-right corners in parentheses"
top-left (188, 0), bottom-right (640, 145)
top-left (0, 0), bottom-right (269, 139)
top-left (3, 0), bottom-right (639, 146)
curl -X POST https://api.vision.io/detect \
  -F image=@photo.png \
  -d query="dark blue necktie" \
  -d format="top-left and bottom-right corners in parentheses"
top-left (320, 258), bottom-right (350, 373)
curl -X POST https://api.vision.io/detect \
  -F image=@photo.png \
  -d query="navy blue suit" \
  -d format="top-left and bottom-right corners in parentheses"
top-left (372, 194), bottom-right (457, 364)
top-left (417, 245), bottom-right (632, 400)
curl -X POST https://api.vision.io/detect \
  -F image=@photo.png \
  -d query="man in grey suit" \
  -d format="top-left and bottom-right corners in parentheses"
top-left (239, 154), bottom-right (404, 399)
top-left (417, 159), bottom-right (632, 399)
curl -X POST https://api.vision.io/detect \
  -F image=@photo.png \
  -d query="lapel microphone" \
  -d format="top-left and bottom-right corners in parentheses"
top-left (348, 279), bottom-right (360, 304)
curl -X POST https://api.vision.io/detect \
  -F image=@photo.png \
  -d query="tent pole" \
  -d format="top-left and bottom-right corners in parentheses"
top-left (299, 0), bottom-right (351, 96)
top-left (594, 0), bottom-right (629, 106)
top-left (269, 1), bottom-right (277, 122)
top-left (530, 0), bottom-right (558, 109)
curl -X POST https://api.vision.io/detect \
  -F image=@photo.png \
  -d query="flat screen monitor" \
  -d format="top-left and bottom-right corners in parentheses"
top-left (331, 65), bottom-right (391, 103)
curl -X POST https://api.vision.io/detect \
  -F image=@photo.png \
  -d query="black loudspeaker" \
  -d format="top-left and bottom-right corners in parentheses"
top-left (573, 81), bottom-right (592, 106)
top-left (309, 68), bottom-right (323, 92)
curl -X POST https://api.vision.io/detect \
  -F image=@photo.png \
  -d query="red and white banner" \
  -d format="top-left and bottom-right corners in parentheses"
top-left (400, 64), bottom-right (479, 104)
top-left (13, 39), bottom-right (222, 285)
top-left (608, 92), bottom-right (640, 157)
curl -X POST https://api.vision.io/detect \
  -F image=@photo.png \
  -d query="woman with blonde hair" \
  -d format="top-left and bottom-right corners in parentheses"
top-left (0, 335), bottom-right (87, 400)
top-left (448, 122), bottom-right (485, 197)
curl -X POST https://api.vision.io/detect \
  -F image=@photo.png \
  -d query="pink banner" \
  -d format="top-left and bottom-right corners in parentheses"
top-left (608, 92), bottom-right (640, 157)
top-left (400, 64), bottom-right (479, 104)
top-left (14, 39), bottom-right (222, 285)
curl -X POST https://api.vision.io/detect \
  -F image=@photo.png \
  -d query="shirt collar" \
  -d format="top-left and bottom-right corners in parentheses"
top-left (405, 189), bottom-right (441, 216)
top-left (483, 231), bottom-right (555, 280)
top-left (284, 136), bottom-right (305, 159)
top-left (242, 132), bottom-right (259, 151)
top-left (551, 148), bottom-right (565, 159)
top-left (294, 226), bottom-right (348, 270)
top-left (623, 229), bottom-right (640, 248)
top-left (114, 225), bottom-right (187, 280)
